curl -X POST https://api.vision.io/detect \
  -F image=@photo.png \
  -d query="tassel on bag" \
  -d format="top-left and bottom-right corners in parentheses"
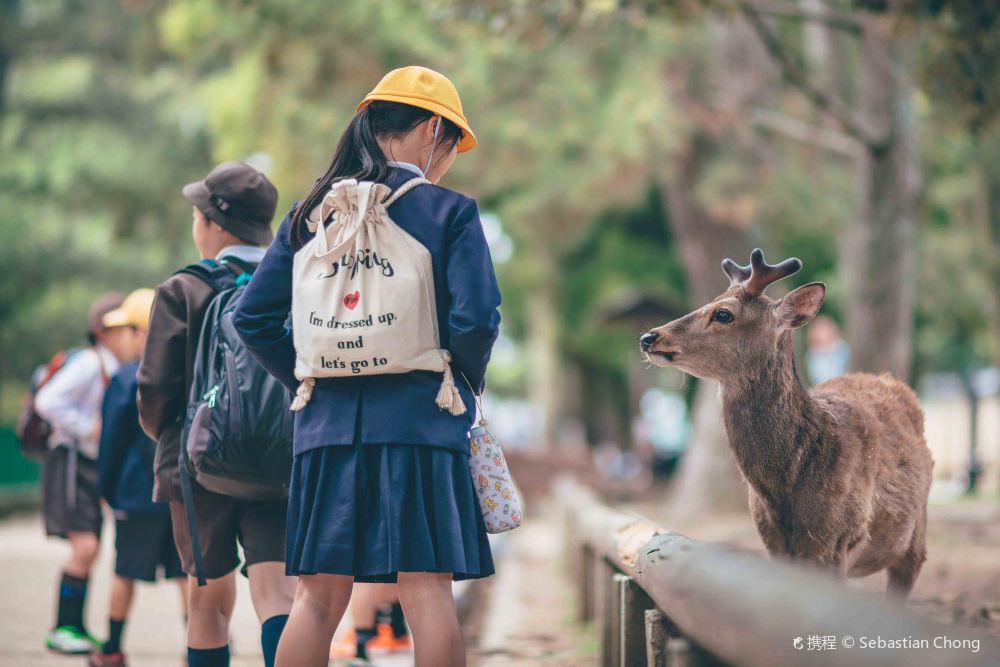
top-left (435, 351), bottom-right (467, 416)
top-left (290, 377), bottom-right (315, 412)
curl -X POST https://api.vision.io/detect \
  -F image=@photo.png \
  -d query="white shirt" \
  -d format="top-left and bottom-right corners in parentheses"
top-left (386, 161), bottom-right (426, 178)
top-left (215, 244), bottom-right (267, 264)
top-left (34, 344), bottom-right (120, 460)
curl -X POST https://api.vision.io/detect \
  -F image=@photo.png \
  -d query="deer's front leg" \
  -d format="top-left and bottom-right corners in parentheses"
top-left (748, 491), bottom-right (788, 556)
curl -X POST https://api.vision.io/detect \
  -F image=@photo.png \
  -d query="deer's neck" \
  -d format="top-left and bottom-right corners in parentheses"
top-left (719, 333), bottom-right (818, 495)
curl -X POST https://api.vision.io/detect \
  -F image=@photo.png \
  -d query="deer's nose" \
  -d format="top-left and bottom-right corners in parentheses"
top-left (640, 331), bottom-right (659, 352)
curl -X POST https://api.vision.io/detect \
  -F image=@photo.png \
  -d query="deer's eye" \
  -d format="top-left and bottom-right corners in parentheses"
top-left (711, 308), bottom-right (734, 324)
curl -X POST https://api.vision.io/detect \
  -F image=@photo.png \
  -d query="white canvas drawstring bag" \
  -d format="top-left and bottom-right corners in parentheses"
top-left (289, 177), bottom-right (466, 415)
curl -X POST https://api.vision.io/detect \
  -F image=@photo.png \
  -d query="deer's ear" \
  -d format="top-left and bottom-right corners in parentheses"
top-left (776, 282), bottom-right (826, 329)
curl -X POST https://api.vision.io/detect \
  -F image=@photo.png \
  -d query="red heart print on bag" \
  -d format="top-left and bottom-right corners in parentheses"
top-left (343, 291), bottom-right (360, 310)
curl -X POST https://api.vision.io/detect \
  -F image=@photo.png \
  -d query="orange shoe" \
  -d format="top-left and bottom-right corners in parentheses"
top-left (330, 628), bottom-right (356, 658)
top-left (368, 623), bottom-right (412, 653)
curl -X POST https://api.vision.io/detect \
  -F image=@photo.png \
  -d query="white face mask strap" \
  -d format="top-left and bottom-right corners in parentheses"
top-left (424, 116), bottom-right (441, 175)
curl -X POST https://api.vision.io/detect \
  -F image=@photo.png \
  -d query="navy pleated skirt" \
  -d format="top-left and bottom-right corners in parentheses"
top-left (285, 439), bottom-right (495, 582)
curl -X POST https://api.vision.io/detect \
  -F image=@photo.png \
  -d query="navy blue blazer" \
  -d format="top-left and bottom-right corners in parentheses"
top-left (97, 360), bottom-right (167, 514)
top-left (233, 167), bottom-right (501, 456)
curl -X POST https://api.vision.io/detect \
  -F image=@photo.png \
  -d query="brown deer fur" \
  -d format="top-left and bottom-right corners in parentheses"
top-left (642, 250), bottom-right (933, 598)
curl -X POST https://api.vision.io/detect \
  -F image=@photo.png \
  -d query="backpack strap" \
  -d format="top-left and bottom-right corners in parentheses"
top-left (93, 346), bottom-right (110, 387)
top-left (174, 259), bottom-right (240, 293)
top-left (179, 464), bottom-right (208, 586)
top-left (383, 177), bottom-right (429, 208)
top-left (66, 445), bottom-right (78, 511)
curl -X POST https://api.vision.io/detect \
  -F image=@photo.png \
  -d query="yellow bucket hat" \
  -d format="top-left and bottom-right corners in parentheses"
top-left (357, 66), bottom-right (477, 153)
top-left (103, 288), bottom-right (156, 331)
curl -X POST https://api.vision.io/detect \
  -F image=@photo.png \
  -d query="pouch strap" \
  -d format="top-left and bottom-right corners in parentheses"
top-left (459, 370), bottom-right (486, 426)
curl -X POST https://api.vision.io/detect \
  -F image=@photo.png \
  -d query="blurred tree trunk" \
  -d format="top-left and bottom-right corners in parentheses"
top-left (657, 16), bottom-right (779, 515)
top-left (660, 143), bottom-right (750, 515)
top-left (575, 357), bottom-right (629, 448)
top-left (842, 15), bottom-right (919, 379)
top-left (526, 248), bottom-right (564, 449)
top-left (743, 8), bottom-right (919, 379)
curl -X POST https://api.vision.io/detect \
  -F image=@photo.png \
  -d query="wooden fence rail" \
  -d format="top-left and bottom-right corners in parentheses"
top-left (555, 476), bottom-right (997, 667)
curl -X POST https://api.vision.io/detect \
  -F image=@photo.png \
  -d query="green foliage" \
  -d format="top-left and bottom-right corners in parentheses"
top-left (0, 0), bottom-right (212, 404)
top-left (2, 0), bottom-right (1000, 432)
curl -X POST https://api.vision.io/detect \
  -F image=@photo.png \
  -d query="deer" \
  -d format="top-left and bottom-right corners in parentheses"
top-left (640, 249), bottom-right (933, 599)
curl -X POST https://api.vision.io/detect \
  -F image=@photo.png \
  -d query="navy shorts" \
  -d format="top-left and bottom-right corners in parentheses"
top-left (114, 512), bottom-right (185, 582)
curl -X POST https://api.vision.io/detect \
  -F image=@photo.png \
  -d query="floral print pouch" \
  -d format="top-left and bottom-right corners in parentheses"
top-left (468, 415), bottom-right (522, 534)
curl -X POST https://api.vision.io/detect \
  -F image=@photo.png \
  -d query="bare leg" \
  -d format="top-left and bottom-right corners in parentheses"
top-left (108, 576), bottom-right (135, 621)
top-left (176, 577), bottom-right (189, 620)
top-left (397, 572), bottom-right (464, 667)
top-left (64, 531), bottom-right (100, 578)
top-left (246, 561), bottom-right (295, 622)
top-left (186, 572), bottom-right (235, 649)
top-left (275, 574), bottom-right (353, 667)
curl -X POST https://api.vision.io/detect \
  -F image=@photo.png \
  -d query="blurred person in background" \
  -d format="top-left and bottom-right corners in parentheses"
top-left (330, 584), bottom-right (411, 664)
top-left (807, 315), bottom-right (851, 385)
top-left (34, 293), bottom-right (138, 654)
top-left (91, 289), bottom-right (188, 667)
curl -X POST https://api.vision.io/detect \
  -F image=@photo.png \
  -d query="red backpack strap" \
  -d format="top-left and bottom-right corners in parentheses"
top-left (93, 347), bottom-right (110, 387)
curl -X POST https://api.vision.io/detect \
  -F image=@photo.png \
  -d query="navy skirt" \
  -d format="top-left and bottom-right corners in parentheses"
top-left (285, 440), bottom-right (494, 582)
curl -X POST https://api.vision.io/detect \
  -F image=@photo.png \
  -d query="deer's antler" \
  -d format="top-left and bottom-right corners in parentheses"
top-left (722, 248), bottom-right (802, 297)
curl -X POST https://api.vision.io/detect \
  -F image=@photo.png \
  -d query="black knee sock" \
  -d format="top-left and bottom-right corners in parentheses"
top-left (187, 645), bottom-right (229, 667)
top-left (102, 618), bottom-right (126, 654)
top-left (356, 626), bottom-right (376, 660)
top-left (55, 572), bottom-right (88, 631)
top-left (389, 602), bottom-right (408, 638)
top-left (260, 615), bottom-right (288, 667)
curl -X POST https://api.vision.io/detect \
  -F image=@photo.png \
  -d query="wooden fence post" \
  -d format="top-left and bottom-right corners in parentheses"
top-left (599, 558), bottom-right (616, 667)
top-left (580, 543), bottom-right (594, 623)
top-left (645, 609), bottom-right (670, 667)
top-left (620, 575), bottom-right (655, 667)
top-left (610, 571), bottom-right (627, 667)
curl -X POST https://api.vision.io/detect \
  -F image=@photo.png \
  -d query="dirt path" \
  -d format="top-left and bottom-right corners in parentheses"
top-left (469, 499), bottom-right (597, 666)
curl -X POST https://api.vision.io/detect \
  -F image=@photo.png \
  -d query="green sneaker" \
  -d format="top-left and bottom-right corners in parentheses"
top-left (46, 626), bottom-right (98, 654)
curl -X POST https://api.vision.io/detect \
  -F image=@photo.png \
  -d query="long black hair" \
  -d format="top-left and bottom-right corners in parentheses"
top-left (289, 100), bottom-right (464, 251)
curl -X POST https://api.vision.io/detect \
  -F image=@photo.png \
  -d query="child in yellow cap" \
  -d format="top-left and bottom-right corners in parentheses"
top-left (90, 289), bottom-right (188, 667)
top-left (233, 66), bottom-right (500, 667)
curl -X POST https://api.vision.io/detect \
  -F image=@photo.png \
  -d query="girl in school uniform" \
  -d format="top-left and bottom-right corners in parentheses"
top-left (233, 66), bottom-right (501, 667)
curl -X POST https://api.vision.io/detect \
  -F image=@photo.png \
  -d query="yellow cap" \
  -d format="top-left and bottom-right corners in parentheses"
top-left (357, 66), bottom-right (477, 153)
top-left (103, 288), bottom-right (155, 330)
